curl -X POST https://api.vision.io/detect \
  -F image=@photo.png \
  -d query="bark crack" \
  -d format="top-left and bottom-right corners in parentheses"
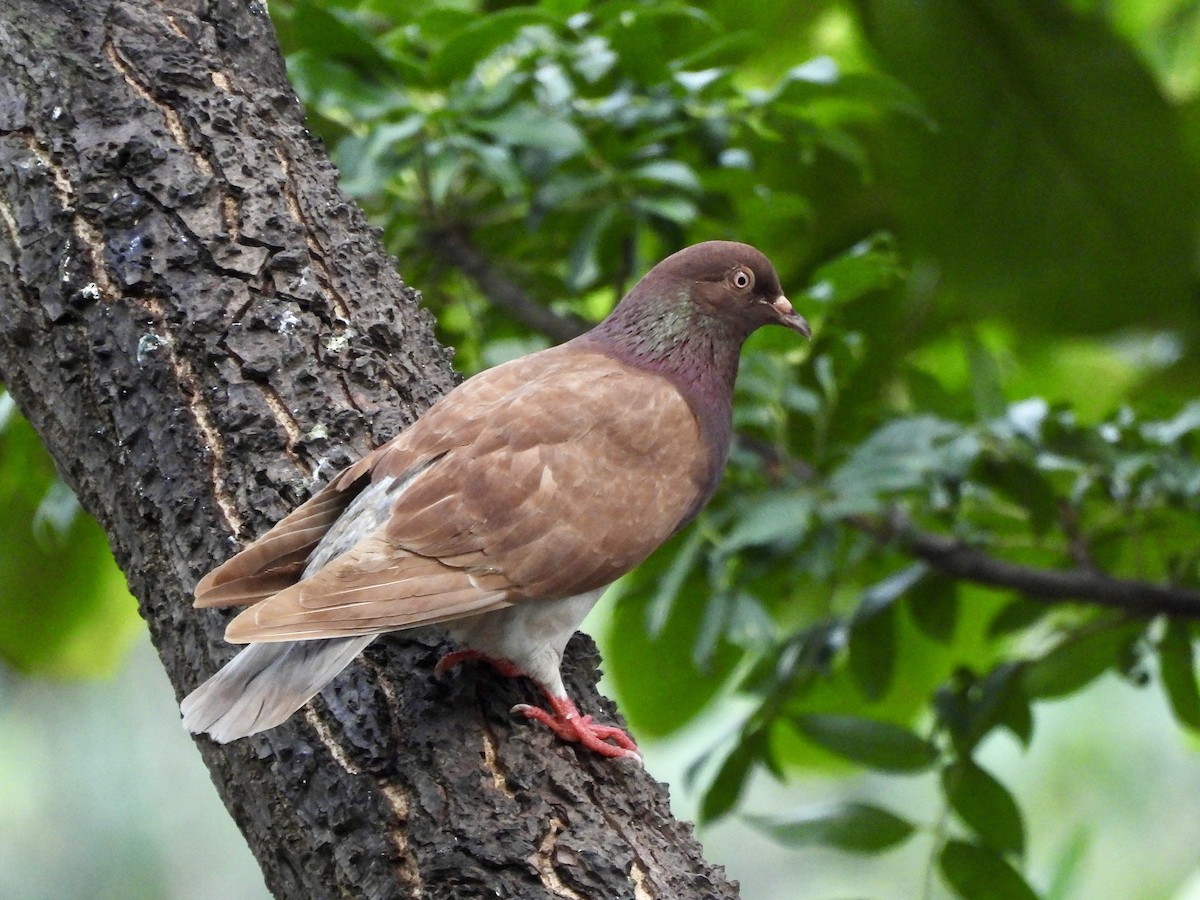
top-left (142, 294), bottom-right (246, 536)
top-left (221, 193), bottom-right (241, 241)
top-left (303, 708), bottom-right (423, 895)
top-left (585, 777), bottom-right (656, 897)
top-left (275, 143), bottom-right (353, 321)
top-left (149, 0), bottom-right (189, 39)
top-left (378, 782), bottom-right (423, 897)
top-left (303, 707), bottom-right (363, 775)
top-left (17, 129), bottom-right (73, 207)
top-left (256, 382), bottom-right (306, 459)
top-left (13, 129), bottom-right (119, 301)
top-left (630, 861), bottom-right (654, 900)
top-left (530, 817), bottom-right (587, 900)
top-left (215, 337), bottom-right (309, 473)
top-left (478, 711), bottom-right (516, 799)
top-left (103, 35), bottom-right (214, 178)
top-left (0, 190), bottom-right (18, 246)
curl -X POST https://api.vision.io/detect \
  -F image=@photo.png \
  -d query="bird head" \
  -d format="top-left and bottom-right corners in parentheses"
top-left (633, 241), bottom-right (811, 340)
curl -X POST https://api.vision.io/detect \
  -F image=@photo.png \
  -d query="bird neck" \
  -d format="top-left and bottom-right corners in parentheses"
top-left (572, 291), bottom-right (745, 494)
top-left (580, 289), bottom-right (748, 404)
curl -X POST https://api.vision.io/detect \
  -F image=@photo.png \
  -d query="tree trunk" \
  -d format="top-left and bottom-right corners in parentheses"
top-left (0, 2), bottom-right (738, 897)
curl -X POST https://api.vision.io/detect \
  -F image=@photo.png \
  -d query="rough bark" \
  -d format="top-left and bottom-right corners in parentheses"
top-left (0, 2), bottom-right (738, 898)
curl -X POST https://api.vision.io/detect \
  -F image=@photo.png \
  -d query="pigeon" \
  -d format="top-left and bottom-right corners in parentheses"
top-left (181, 240), bottom-right (810, 761)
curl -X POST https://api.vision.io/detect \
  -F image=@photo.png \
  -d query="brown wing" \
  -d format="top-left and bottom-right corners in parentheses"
top-left (223, 537), bottom-right (516, 641)
top-left (194, 477), bottom-right (364, 608)
top-left (192, 346), bottom-right (531, 609)
top-left (217, 346), bottom-right (714, 643)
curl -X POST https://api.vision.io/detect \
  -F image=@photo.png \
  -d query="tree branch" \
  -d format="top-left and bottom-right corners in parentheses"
top-left (0, 2), bottom-right (737, 897)
top-left (867, 509), bottom-right (1200, 616)
top-left (430, 229), bottom-right (591, 343)
top-left (735, 435), bottom-right (1200, 618)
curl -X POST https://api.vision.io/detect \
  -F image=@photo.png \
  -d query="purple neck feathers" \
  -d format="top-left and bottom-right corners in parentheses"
top-left (572, 287), bottom-right (750, 502)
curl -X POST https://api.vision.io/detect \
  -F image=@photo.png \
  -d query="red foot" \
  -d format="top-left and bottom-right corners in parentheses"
top-left (436, 649), bottom-right (641, 763)
top-left (512, 695), bottom-right (642, 763)
top-left (435, 648), bottom-right (524, 679)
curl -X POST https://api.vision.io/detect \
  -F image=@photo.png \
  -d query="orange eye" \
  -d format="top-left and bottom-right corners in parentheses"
top-left (730, 268), bottom-right (754, 290)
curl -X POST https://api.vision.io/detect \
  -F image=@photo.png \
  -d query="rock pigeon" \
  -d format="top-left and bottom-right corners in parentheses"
top-left (181, 241), bottom-right (810, 761)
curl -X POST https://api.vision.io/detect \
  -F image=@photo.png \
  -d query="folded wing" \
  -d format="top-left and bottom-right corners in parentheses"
top-left (197, 346), bottom-right (712, 644)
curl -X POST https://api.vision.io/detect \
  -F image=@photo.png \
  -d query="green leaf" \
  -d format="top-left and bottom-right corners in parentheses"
top-left (1159, 620), bottom-right (1200, 733)
top-left (721, 492), bottom-right (813, 554)
top-left (987, 597), bottom-right (1048, 639)
top-left (860, 562), bottom-right (929, 614)
top-left (790, 714), bottom-right (938, 772)
top-left (292, 0), bottom-right (394, 75)
top-left (0, 407), bottom-right (139, 677)
top-left (604, 537), bottom-right (742, 737)
top-left (602, 3), bottom-right (719, 83)
top-left (565, 204), bottom-right (616, 291)
top-left (475, 109), bottom-right (587, 155)
top-left (700, 728), bottom-right (764, 823)
top-left (849, 600), bottom-right (897, 702)
top-left (907, 574), bottom-right (959, 644)
top-left (1143, 401), bottom-right (1200, 445)
top-left (939, 840), bottom-right (1040, 900)
top-left (643, 528), bottom-right (704, 638)
top-left (428, 8), bottom-right (557, 85)
top-left (633, 195), bottom-right (698, 225)
top-left (1022, 623), bottom-right (1142, 700)
top-left (861, 0), bottom-right (1198, 337)
top-left (826, 416), bottom-right (977, 516)
top-left (630, 159), bottom-right (702, 193)
top-left (746, 802), bottom-right (916, 853)
top-left (802, 233), bottom-right (903, 309)
top-left (989, 667), bottom-right (1034, 748)
top-left (973, 455), bottom-right (1058, 536)
top-left (966, 331), bottom-right (1006, 420)
top-left (934, 664), bottom-right (1033, 752)
top-left (942, 761), bottom-right (1026, 857)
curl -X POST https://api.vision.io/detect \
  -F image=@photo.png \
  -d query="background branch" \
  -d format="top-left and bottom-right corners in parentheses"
top-left (739, 434), bottom-right (1200, 618)
top-left (438, 233), bottom-right (1200, 622)
top-left (430, 228), bottom-right (590, 343)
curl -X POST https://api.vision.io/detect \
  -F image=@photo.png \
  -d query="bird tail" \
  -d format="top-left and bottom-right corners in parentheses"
top-left (180, 636), bottom-right (375, 743)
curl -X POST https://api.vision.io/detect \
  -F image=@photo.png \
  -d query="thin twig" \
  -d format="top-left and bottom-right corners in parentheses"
top-left (429, 229), bottom-right (590, 344)
top-left (739, 434), bottom-right (1200, 619)
top-left (448, 242), bottom-right (1200, 620)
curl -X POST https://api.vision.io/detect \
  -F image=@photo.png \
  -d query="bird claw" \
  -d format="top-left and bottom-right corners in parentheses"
top-left (511, 700), bottom-right (642, 763)
top-left (437, 650), bottom-right (641, 762)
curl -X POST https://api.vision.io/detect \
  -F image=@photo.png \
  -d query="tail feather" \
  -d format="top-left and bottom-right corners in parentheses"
top-left (181, 636), bottom-right (374, 743)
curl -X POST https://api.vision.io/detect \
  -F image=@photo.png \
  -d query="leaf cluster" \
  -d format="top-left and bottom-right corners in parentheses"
top-left (271, 0), bottom-right (916, 369)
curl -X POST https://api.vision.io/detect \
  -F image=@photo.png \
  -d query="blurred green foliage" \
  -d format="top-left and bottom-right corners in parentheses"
top-left (0, 395), bottom-right (139, 677)
top-left (5, 0), bottom-right (1200, 897)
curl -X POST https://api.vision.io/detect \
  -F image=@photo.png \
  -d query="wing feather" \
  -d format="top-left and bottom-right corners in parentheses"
top-left (204, 346), bottom-right (717, 644)
top-left (194, 482), bottom-right (362, 607)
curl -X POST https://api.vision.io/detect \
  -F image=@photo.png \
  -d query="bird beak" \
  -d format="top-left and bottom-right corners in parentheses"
top-left (769, 295), bottom-right (811, 338)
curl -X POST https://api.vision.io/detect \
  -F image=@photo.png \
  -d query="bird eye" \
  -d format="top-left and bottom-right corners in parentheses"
top-left (730, 268), bottom-right (754, 291)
